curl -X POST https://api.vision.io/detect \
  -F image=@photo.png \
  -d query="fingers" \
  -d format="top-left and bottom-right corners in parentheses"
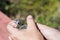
top-left (27, 15), bottom-right (37, 31)
top-left (9, 36), bottom-right (12, 40)
top-left (37, 23), bottom-right (60, 40)
top-left (7, 20), bottom-right (19, 35)
top-left (9, 35), bottom-right (17, 40)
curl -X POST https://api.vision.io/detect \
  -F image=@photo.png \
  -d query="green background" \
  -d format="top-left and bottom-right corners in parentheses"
top-left (0, 0), bottom-right (60, 29)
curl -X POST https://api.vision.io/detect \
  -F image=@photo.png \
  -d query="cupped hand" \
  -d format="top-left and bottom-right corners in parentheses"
top-left (7, 15), bottom-right (44, 40)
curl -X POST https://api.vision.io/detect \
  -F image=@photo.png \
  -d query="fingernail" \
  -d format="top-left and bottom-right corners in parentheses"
top-left (27, 15), bottom-right (33, 19)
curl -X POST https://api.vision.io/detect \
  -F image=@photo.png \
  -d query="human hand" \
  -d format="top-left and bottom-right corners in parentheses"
top-left (37, 23), bottom-right (60, 40)
top-left (7, 15), bottom-right (44, 40)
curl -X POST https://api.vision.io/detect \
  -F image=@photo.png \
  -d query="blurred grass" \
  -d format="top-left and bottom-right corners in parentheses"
top-left (0, 0), bottom-right (60, 29)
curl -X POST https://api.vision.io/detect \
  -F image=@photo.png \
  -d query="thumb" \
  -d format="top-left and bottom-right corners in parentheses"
top-left (37, 23), bottom-right (60, 40)
top-left (27, 15), bottom-right (37, 31)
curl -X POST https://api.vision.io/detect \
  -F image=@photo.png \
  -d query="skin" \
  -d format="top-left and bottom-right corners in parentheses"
top-left (7, 15), bottom-right (60, 40)
top-left (37, 23), bottom-right (60, 40)
top-left (7, 15), bottom-right (44, 40)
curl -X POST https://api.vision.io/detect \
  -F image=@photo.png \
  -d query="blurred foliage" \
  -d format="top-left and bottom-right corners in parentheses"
top-left (0, 0), bottom-right (60, 29)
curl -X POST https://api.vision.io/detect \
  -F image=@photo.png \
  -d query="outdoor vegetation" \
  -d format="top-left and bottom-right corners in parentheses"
top-left (0, 0), bottom-right (60, 29)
